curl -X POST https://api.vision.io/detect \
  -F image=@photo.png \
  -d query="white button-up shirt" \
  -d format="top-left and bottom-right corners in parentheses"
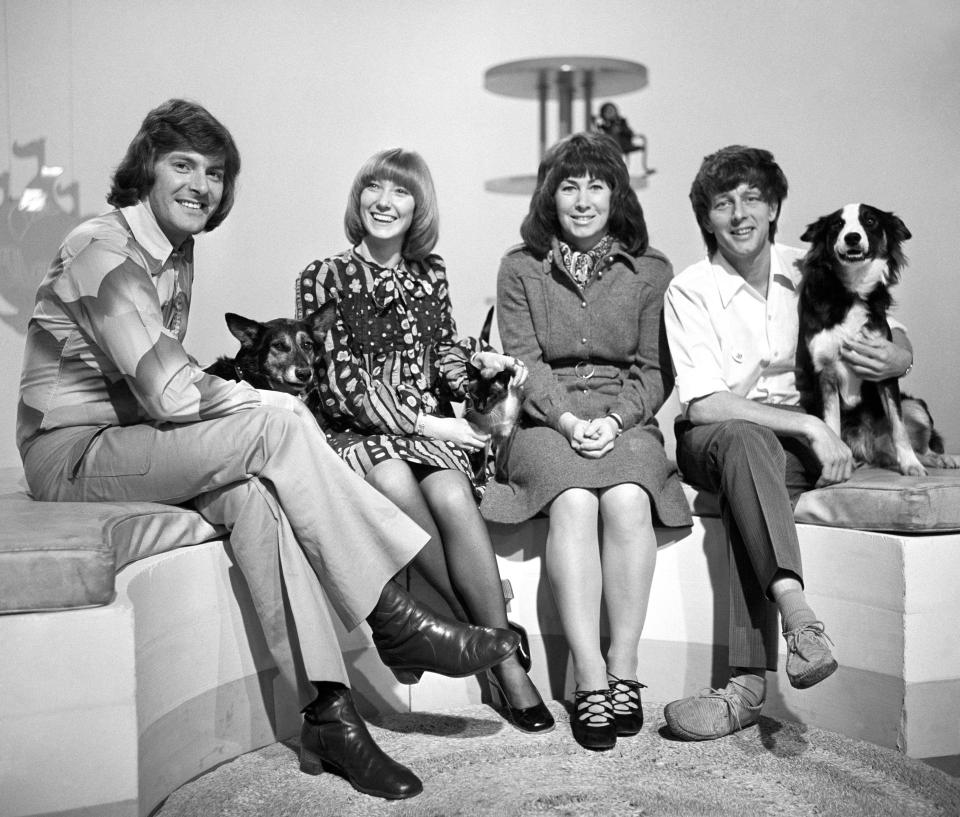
top-left (664, 244), bottom-right (806, 414)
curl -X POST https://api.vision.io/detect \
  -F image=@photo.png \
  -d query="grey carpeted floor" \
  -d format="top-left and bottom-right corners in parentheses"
top-left (155, 701), bottom-right (960, 817)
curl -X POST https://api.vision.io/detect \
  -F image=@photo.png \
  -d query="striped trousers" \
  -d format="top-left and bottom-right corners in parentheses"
top-left (675, 415), bottom-right (821, 671)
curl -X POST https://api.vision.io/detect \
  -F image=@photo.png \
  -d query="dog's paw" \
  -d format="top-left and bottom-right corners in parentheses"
top-left (920, 452), bottom-right (960, 469)
top-left (899, 461), bottom-right (927, 477)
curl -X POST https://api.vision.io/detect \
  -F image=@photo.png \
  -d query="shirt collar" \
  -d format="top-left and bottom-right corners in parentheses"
top-left (710, 243), bottom-right (800, 308)
top-left (120, 201), bottom-right (194, 272)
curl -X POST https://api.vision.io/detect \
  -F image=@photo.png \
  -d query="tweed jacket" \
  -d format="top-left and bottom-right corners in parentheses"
top-left (482, 240), bottom-right (691, 528)
top-left (496, 240), bottom-right (675, 433)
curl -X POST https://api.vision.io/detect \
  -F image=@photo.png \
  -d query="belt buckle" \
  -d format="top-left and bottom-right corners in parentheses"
top-left (574, 361), bottom-right (595, 380)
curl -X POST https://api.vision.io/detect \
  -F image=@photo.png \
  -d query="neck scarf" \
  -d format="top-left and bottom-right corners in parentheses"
top-left (552, 234), bottom-right (615, 287)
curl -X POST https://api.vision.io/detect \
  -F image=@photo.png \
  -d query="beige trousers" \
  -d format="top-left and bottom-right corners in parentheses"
top-left (22, 407), bottom-right (428, 707)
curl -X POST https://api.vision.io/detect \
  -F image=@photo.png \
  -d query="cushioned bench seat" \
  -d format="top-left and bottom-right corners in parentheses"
top-left (4, 461), bottom-right (960, 817)
top-left (0, 468), bottom-right (300, 817)
top-left (0, 469), bottom-right (225, 614)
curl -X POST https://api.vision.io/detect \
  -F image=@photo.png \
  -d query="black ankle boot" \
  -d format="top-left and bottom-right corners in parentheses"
top-left (367, 581), bottom-right (519, 679)
top-left (300, 684), bottom-right (422, 800)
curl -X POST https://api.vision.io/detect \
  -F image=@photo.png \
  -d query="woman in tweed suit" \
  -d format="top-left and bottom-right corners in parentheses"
top-left (481, 132), bottom-right (692, 751)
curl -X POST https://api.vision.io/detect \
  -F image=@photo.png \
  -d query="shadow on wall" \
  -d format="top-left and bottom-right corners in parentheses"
top-left (1, 138), bottom-right (91, 334)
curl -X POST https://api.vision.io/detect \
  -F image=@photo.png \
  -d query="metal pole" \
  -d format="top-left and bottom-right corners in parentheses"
top-left (557, 69), bottom-right (573, 139)
top-left (537, 70), bottom-right (548, 159)
top-left (583, 69), bottom-right (594, 132)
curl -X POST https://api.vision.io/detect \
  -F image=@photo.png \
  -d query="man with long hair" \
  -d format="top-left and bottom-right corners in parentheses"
top-left (16, 99), bottom-right (519, 800)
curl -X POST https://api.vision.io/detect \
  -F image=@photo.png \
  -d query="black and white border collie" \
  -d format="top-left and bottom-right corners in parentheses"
top-left (798, 203), bottom-right (956, 475)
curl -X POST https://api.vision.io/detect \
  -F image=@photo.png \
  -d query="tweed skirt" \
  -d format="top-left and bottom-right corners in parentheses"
top-left (479, 422), bottom-right (692, 527)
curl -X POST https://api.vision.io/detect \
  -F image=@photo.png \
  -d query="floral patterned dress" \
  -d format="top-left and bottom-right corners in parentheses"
top-left (296, 248), bottom-right (489, 492)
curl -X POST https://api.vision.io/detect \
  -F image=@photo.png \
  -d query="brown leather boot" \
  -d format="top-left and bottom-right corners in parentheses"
top-left (367, 580), bottom-right (519, 682)
top-left (299, 684), bottom-right (421, 800)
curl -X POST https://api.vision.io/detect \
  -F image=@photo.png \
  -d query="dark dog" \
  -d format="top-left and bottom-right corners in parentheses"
top-left (845, 393), bottom-right (960, 470)
top-left (205, 302), bottom-right (336, 398)
top-left (798, 203), bottom-right (954, 474)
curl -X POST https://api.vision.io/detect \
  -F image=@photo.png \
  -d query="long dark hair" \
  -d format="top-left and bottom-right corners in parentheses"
top-left (107, 99), bottom-right (241, 233)
top-left (520, 131), bottom-right (648, 257)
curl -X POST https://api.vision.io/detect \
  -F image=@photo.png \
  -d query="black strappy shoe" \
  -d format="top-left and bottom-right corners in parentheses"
top-left (607, 674), bottom-right (647, 736)
top-left (571, 688), bottom-right (616, 751)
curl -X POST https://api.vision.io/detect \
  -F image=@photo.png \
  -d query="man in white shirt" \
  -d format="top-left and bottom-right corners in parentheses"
top-left (662, 145), bottom-right (913, 741)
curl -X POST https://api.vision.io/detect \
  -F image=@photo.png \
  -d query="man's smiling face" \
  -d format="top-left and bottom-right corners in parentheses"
top-left (146, 150), bottom-right (224, 247)
top-left (705, 182), bottom-right (779, 271)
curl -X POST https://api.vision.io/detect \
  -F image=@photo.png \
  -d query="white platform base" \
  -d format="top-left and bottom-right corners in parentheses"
top-left (409, 517), bottom-right (960, 772)
top-left (4, 515), bottom-right (959, 817)
top-left (1, 541), bottom-right (302, 817)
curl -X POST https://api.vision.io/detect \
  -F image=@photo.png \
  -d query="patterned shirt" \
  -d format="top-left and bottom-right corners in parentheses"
top-left (296, 249), bottom-right (481, 435)
top-left (17, 201), bottom-right (260, 454)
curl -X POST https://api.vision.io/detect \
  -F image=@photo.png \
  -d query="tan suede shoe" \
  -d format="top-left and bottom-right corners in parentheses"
top-left (663, 679), bottom-right (763, 741)
top-left (784, 621), bottom-right (838, 689)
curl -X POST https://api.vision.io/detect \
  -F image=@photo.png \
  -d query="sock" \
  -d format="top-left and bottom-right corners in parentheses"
top-left (777, 588), bottom-right (817, 633)
top-left (729, 668), bottom-right (766, 707)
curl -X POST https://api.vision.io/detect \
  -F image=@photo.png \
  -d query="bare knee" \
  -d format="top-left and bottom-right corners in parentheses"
top-left (600, 483), bottom-right (653, 528)
top-left (549, 487), bottom-right (599, 526)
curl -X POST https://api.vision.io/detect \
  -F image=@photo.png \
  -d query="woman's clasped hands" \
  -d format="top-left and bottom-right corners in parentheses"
top-left (559, 413), bottom-right (620, 459)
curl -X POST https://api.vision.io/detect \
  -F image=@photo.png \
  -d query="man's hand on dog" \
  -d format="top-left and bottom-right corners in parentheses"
top-left (806, 418), bottom-right (855, 486)
top-left (471, 352), bottom-right (529, 387)
top-left (841, 328), bottom-right (912, 381)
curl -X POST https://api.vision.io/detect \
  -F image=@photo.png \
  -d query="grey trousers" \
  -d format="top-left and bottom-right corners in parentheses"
top-left (675, 416), bottom-right (820, 671)
top-left (22, 407), bottom-right (428, 707)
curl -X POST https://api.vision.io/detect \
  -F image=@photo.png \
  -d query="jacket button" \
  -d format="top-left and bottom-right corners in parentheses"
top-left (581, 301), bottom-right (587, 308)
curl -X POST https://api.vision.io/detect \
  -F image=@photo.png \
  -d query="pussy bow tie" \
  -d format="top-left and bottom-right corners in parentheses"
top-left (372, 263), bottom-right (434, 309)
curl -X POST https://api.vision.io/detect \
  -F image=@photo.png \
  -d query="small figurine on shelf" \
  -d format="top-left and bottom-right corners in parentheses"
top-left (593, 102), bottom-right (655, 176)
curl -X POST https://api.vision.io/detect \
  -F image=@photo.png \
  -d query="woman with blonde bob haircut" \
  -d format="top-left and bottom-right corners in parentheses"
top-left (343, 148), bottom-right (440, 262)
top-left (297, 148), bottom-right (554, 735)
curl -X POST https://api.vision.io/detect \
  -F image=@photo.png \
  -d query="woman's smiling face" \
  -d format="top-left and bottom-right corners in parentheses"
top-left (554, 175), bottom-right (611, 251)
top-left (360, 178), bottom-right (415, 243)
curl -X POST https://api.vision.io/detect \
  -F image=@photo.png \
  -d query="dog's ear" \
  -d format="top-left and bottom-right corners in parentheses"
top-left (884, 211), bottom-right (912, 245)
top-left (879, 209), bottom-right (911, 280)
top-left (800, 214), bottom-right (831, 244)
top-left (224, 313), bottom-right (266, 348)
top-left (306, 300), bottom-right (338, 343)
top-left (479, 305), bottom-right (495, 345)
